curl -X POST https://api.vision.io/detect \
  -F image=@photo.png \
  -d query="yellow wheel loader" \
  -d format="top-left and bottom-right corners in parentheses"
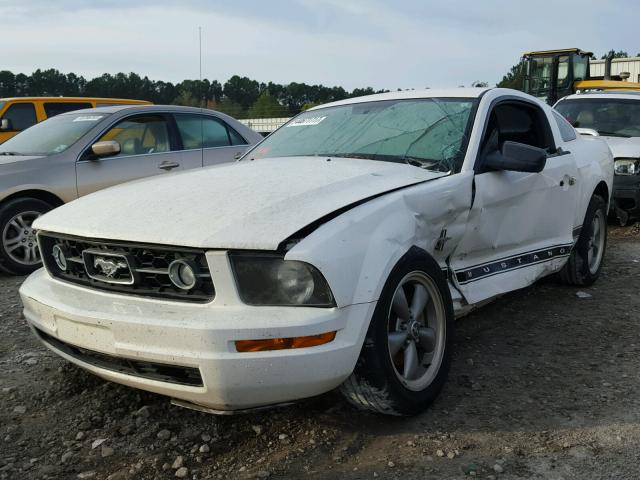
top-left (522, 48), bottom-right (640, 104)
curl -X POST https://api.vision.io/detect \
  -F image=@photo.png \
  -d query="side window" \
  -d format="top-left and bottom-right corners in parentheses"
top-left (98, 115), bottom-right (170, 157)
top-left (228, 127), bottom-right (247, 146)
top-left (481, 102), bottom-right (554, 152)
top-left (2, 103), bottom-right (37, 131)
top-left (174, 114), bottom-right (205, 150)
top-left (478, 101), bottom-right (555, 171)
top-left (556, 56), bottom-right (570, 89)
top-left (44, 102), bottom-right (92, 118)
top-left (552, 110), bottom-right (577, 142)
top-left (202, 117), bottom-right (231, 148)
top-left (174, 114), bottom-right (242, 149)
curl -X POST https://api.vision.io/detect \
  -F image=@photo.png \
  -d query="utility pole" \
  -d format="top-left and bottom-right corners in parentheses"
top-left (199, 26), bottom-right (203, 108)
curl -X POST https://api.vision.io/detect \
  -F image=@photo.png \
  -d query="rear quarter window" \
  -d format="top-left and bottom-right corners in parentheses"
top-left (44, 102), bottom-right (93, 118)
top-left (552, 110), bottom-right (577, 142)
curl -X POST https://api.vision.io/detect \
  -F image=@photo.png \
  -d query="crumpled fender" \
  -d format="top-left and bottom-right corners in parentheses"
top-left (286, 171), bottom-right (474, 308)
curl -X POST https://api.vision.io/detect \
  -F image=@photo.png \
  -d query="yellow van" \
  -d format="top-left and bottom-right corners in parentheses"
top-left (0, 97), bottom-right (152, 144)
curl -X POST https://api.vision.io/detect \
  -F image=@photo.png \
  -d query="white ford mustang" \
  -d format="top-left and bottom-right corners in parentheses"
top-left (20, 88), bottom-right (613, 416)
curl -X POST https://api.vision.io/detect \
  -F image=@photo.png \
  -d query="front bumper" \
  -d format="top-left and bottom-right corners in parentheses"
top-left (20, 268), bottom-right (375, 411)
top-left (612, 174), bottom-right (640, 218)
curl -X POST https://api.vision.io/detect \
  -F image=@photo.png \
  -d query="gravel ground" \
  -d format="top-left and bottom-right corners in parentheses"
top-left (1, 226), bottom-right (640, 480)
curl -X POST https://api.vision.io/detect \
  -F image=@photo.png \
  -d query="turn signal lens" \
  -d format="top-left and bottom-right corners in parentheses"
top-left (235, 331), bottom-right (337, 352)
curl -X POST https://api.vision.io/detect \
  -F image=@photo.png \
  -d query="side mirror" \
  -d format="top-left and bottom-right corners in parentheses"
top-left (483, 141), bottom-right (547, 173)
top-left (0, 118), bottom-right (11, 131)
top-left (91, 140), bottom-right (120, 158)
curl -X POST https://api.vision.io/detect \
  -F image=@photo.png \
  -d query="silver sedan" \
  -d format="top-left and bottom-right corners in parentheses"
top-left (0, 105), bottom-right (263, 275)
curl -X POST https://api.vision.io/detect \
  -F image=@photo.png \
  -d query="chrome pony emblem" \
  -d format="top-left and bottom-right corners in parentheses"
top-left (82, 249), bottom-right (134, 284)
top-left (93, 256), bottom-right (128, 278)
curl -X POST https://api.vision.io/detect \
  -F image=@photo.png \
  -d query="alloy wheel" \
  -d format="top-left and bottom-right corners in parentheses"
top-left (587, 209), bottom-right (605, 275)
top-left (2, 211), bottom-right (42, 266)
top-left (387, 271), bottom-right (446, 391)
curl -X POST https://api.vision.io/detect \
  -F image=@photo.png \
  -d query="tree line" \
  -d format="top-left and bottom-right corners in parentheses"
top-left (0, 68), bottom-right (388, 119)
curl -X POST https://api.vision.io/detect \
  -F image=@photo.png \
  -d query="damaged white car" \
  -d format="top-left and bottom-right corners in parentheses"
top-left (20, 88), bottom-right (613, 416)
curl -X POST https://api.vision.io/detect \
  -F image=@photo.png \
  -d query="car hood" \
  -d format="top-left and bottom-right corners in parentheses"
top-left (0, 154), bottom-right (45, 166)
top-left (601, 136), bottom-right (640, 159)
top-left (35, 156), bottom-right (446, 250)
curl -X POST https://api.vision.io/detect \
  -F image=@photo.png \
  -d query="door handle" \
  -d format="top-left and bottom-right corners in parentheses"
top-left (234, 151), bottom-right (243, 160)
top-left (158, 161), bottom-right (180, 171)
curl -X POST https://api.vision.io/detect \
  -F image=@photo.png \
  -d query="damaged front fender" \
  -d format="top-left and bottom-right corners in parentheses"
top-left (285, 171), bottom-right (475, 308)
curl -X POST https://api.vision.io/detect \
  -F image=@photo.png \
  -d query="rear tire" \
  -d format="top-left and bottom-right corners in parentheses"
top-left (558, 194), bottom-right (607, 286)
top-left (0, 198), bottom-right (53, 275)
top-left (340, 248), bottom-right (454, 416)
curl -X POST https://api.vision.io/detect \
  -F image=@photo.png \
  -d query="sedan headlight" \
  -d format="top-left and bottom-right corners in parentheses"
top-left (614, 158), bottom-right (640, 175)
top-left (229, 253), bottom-right (335, 307)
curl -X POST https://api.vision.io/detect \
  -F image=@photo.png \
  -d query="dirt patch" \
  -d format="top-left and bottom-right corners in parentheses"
top-left (2, 234), bottom-right (640, 479)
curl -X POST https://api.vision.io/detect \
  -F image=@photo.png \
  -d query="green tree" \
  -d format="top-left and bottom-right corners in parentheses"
top-left (216, 99), bottom-right (245, 118)
top-left (350, 87), bottom-right (376, 97)
top-left (601, 50), bottom-right (629, 59)
top-left (0, 71), bottom-right (16, 96)
top-left (173, 90), bottom-right (199, 107)
top-left (497, 62), bottom-right (525, 90)
top-left (223, 76), bottom-right (260, 110)
top-left (247, 92), bottom-right (287, 118)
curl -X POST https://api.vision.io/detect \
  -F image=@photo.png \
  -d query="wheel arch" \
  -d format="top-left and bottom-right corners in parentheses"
top-left (0, 189), bottom-right (65, 209)
top-left (593, 180), bottom-right (610, 206)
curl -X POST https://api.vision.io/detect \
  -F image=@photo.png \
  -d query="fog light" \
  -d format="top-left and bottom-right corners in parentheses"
top-left (52, 244), bottom-right (68, 271)
top-left (168, 259), bottom-right (198, 290)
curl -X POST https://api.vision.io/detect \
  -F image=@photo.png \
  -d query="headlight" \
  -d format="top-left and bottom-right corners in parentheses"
top-left (614, 158), bottom-right (640, 175)
top-left (229, 253), bottom-right (335, 307)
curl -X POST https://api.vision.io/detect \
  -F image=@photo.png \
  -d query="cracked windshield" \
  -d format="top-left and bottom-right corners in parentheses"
top-left (249, 98), bottom-right (475, 172)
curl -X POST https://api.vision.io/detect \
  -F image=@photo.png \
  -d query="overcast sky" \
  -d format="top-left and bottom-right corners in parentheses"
top-left (2, 0), bottom-right (638, 90)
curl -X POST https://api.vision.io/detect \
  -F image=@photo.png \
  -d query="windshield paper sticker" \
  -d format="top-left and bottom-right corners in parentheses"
top-left (73, 115), bottom-right (104, 122)
top-left (286, 116), bottom-right (326, 127)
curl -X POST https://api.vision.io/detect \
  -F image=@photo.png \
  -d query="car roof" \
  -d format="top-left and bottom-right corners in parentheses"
top-left (559, 91), bottom-right (640, 102)
top-left (308, 87), bottom-right (492, 110)
top-left (58, 104), bottom-right (220, 116)
top-left (0, 96), bottom-right (149, 103)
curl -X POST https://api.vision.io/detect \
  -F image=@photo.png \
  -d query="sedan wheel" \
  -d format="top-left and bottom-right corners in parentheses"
top-left (0, 198), bottom-right (53, 275)
top-left (2, 211), bottom-right (42, 267)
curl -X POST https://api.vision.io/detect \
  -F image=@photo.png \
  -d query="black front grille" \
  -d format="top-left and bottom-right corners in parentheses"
top-left (39, 233), bottom-right (215, 302)
top-left (35, 327), bottom-right (203, 387)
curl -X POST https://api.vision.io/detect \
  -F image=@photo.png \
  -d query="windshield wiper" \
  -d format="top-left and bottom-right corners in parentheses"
top-left (317, 152), bottom-right (381, 161)
top-left (403, 156), bottom-right (439, 169)
top-left (0, 151), bottom-right (22, 156)
top-left (598, 131), bottom-right (631, 138)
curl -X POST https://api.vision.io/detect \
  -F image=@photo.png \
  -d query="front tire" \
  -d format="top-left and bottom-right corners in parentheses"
top-left (0, 198), bottom-right (53, 275)
top-left (559, 194), bottom-right (607, 286)
top-left (340, 249), bottom-right (454, 416)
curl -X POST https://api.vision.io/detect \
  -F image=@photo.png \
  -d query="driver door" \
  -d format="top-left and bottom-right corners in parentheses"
top-left (76, 114), bottom-right (200, 197)
top-left (449, 99), bottom-right (579, 304)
